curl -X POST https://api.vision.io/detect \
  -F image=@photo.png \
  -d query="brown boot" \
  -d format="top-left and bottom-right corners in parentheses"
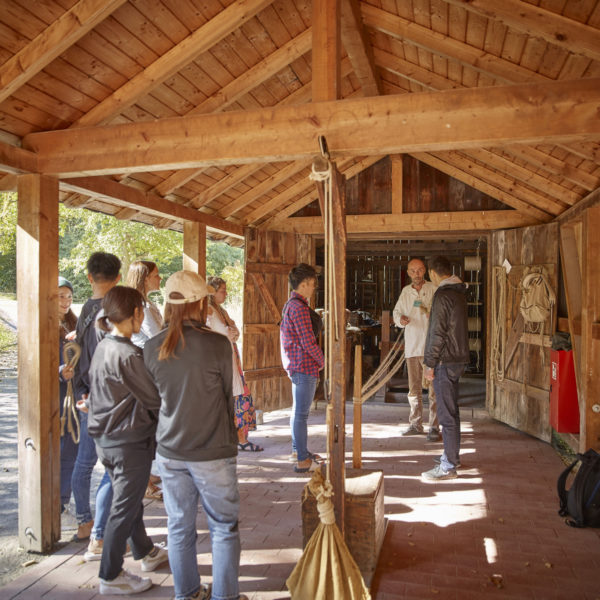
top-left (72, 519), bottom-right (93, 542)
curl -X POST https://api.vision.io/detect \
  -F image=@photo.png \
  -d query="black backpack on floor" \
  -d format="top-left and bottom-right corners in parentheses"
top-left (557, 449), bottom-right (600, 528)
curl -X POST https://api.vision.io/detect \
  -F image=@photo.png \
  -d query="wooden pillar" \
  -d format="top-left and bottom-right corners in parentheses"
top-left (183, 222), bottom-right (206, 276)
top-left (581, 207), bottom-right (600, 451)
top-left (312, 0), bottom-right (341, 102)
top-left (391, 155), bottom-right (403, 214)
top-left (352, 343), bottom-right (362, 469)
top-left (16, 174), bottom-right (60, 552)
top-left (328, 166), bottom-right (347, 531)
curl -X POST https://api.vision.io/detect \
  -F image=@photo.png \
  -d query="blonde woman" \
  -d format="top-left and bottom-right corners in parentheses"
top-left (127, 259), bottom-right (164, 500)
top-left (207, 276), bottom-right (263, 452)
top-left (126, 260), bottom-right (163, 348)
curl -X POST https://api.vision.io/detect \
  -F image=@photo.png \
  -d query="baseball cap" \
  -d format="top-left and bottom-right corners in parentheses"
top-left (58, 276), bottom-right (73, 291)
top-left (164, 271), bottom-right (215, 304)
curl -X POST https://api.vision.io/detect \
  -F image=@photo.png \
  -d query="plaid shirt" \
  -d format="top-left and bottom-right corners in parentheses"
top-left (280, 291), bottom-right (324, 378)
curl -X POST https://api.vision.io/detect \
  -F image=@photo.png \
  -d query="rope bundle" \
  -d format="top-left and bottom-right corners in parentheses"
top-left (60, 341), bottom-right (81, 443)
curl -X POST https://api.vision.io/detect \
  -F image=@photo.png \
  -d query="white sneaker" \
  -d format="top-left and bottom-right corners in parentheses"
top-left (84, 537), bottom-right (102, 562)
top-left (99, 569), bottom-right (152, 595)
top-left (141, 543), bottom-right (169, 572)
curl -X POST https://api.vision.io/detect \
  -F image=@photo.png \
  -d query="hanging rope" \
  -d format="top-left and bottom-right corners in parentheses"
top-left (60, 341), bottom-right (81, 443)
top-left (491, 266), bottom-right (506, 383)
top-left (359, 333), bottom-right (406, 403)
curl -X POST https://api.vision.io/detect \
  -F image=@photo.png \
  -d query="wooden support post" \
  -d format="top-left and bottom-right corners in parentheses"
top-left (582, 207), bottom-right (600, 451)
top-left (325, 165), bottom-right (347, 532)
top-left (183, 221), bottom-right (206, 276)
top-left (391, 155), bottom-right (403, 214)
top-left (353, 342), bottom-right (362, 469)
top-left (16, 174), bottom-right (60, 552)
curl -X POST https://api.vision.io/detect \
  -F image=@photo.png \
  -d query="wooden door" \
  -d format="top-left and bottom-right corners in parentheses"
top-left (488, 222), bottom-right (559, 442)
top-left (242, 228), bottom-right (314, 412)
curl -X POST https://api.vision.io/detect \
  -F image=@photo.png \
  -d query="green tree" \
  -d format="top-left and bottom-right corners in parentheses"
top-left (0, 193), bottom-right (17, 293)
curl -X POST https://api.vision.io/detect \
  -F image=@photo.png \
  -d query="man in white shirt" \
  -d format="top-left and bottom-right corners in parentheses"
top-left (393, 259), bottom-right (439, 441)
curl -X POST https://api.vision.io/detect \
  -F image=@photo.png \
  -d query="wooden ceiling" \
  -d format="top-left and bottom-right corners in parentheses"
top-left (0, 0), bottom-right (599, 241)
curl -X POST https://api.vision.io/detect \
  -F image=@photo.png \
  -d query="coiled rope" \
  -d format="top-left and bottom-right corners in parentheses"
top-left (60, 341), bottom-right (81, 443)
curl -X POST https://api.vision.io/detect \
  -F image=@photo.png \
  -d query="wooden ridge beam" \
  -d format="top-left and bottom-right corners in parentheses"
top-left (274, 210), bottom-right (536, 235)
top-left (73, 0), bottom-right (274, 127)
top-left (443, 0), bottom-right (600, 64)
top-left (24, 78), bottom-right (600, 177)
top-left (61, 176), bottom-right (243, 238)
top-left (0, 0), bottom-right (127, 104)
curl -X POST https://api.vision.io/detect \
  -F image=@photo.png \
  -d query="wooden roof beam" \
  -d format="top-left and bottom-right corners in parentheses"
top-left (152, 30), bottom-right (312, 197)
top-left (443, 0), bottom-right (600, 64)
top-left (0, 141), bottom-right (38, 174)
top-left (0, 0), bottom-right (128, 104)
top-left (24, 77), bottom-right (600, 177)
top-left (412, 151), bottom-right (553, 221)
top-left (273, 210), bottom-right (536, 235)
top-left (341, 0), bottom-right (382, 96)
top-left (61, 176), bottom-right (244, 238)
top-left (73, 0), bottom-right (275, 127)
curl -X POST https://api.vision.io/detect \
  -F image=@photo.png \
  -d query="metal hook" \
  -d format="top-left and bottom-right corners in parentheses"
top-left (318, 135), bottom-right (330, 160)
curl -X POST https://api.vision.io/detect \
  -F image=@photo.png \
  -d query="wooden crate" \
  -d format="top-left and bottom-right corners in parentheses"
top-left (301, 468), bottom-right (385, 585)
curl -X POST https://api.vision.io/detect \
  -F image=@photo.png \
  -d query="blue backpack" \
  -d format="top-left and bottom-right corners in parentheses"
top-left (557, 449), bottom-right (600, 528)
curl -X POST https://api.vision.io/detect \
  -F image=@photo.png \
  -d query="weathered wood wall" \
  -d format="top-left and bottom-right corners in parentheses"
top-left (242, 228), bottom-right (313, 412)
top-left (488, 222), bottom-right (559, 442)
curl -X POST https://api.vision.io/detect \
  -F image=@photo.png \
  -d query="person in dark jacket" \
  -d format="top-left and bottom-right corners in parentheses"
top-left (88, 286), bottom-right (168, 595)
top-left (422, 256), bottom-right (469, 481)
top-left (144, 271), bottom-right (247, 600)
top-left (70, 252), bottom-right (122, 542)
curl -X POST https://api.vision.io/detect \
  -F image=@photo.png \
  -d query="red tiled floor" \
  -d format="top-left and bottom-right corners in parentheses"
top-left (1, 403), bottom-right (599, 600)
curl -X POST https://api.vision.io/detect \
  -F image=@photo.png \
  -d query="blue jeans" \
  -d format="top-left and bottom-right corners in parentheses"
top-left (71, 411), bottom-right (98, 524)
top-left (290, 372), bottom-right (318, 462)
top-left (59, 403), bottom-right (79, 509)
top-left (433, 364), bottom-right (465, 471)
top-left (157, 454), bottom-right (241, 600)
top-left (91, 470), bottom-right (113, 540)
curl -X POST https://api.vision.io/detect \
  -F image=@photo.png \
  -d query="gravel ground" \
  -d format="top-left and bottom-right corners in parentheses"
top-left (0, 305), bottom-right (104, 587)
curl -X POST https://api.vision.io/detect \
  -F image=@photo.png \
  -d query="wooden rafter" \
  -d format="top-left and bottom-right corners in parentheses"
top-left (61, 176), bottom-right (243, 237)
top-left (24, 78), bottom-right (600, 177)
top-left (0, 0), bottom-right (128, 104)
top-left (73, 0), bottom-right (275, 127)
top-left (341, 0), bottom-right (382, 96)
top-left (443, 0), bottom-right (600, 64)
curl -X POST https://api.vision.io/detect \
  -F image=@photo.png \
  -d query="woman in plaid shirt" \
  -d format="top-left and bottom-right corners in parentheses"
top-left (280, 263), bottom-right (324, 473)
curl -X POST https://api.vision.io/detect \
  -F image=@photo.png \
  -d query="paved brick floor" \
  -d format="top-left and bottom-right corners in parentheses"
top-left (1, 402), bottom-right (598, 600)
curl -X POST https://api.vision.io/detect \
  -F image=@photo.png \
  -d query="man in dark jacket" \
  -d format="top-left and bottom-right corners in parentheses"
top-left (422, 256), bottom-right (469, 480)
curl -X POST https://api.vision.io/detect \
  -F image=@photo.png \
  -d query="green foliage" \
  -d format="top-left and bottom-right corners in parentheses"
top-left (0, 196), bottom-right (244, 306)
top-left (0, 321), bottom-right (17, 353)
top-left (0, 193), bottom-right (17, 292)
top-left (58, 205), bottom-right (184, 301)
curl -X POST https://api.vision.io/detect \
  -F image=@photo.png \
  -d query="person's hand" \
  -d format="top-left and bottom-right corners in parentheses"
top-left (62, 365), bottom-right (74, 381)
top-left (400, 315), bottom-right (410, 326)
top-left (76, 396), bottom-right (89, 413)
top-left (424, 366), bottom-right (435, 382)
top-left (65, 330), bottom-right (77, 341)
top-left (227, 326), bottom-right (239, 343)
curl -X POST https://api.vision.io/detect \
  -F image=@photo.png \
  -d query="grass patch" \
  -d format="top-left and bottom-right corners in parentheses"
top-left (0, 321), bottom-right (17, 353)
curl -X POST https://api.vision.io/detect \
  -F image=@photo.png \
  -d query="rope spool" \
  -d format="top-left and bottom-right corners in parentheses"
top-left (468, 317), bottom-right (481, 332)
top-left (464, 256), bottom-right (482, 271)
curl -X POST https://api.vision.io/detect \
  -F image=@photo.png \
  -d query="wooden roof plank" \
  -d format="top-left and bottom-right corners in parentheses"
top-left (444, 0), bottom-right (600, 64)
top-left (0, 0), bottom-right (128, 104)
top-left (72, 0), bottom-right (275, 127)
